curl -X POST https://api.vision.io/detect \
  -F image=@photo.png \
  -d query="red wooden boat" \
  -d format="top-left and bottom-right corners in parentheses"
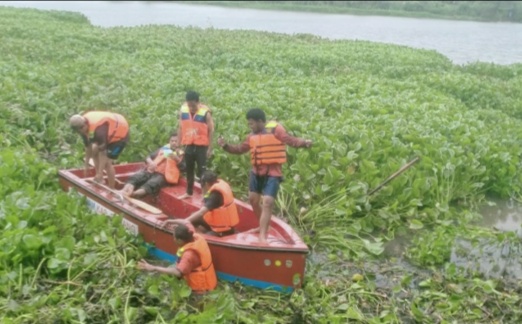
top-left (58, 162), bottom-right (308, 292)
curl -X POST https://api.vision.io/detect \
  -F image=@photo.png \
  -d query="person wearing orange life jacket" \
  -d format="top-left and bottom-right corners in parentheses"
top-left (163, 170), bottom-right (239, 237)
top-left (177, 90), bottom-right (215, 200)
top-left (137, 220), bottom-right (217, 295)
top-left (69, 111), bottom-right (130, 189)
top-left (120, 134), bottom-right (184, 198)
top-left (217, 108), bottom-right (313, 244)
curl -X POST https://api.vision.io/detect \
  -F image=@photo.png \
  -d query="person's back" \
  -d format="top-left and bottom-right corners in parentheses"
top-left (179, 233), bottom-right (217, 294)
top-left (70, 111), bottom-right (130, 188)
top-left (203, 178), bottom-right (239, 236)
top-left (165, 171), bottom-right (239, 237)
top-left (137, 221), bottom-right (217, 295)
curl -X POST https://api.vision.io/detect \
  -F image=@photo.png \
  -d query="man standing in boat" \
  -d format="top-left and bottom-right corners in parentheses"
top-left (163, 170), bottom-right (239, 237)
top-left (137, 220), bottom-right (217, 295)
top-left (177, 91), bottom-right (215, 200)
top-left (69, 111), bottom-right (130, 189)
top-left (217, 108), bottom-right (312, 243)
top-left (120, 134), bottom-right (184, 198)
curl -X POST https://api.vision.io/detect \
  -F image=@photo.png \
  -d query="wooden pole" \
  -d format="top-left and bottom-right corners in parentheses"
top-left (368, 157), bottom-right (420, 196)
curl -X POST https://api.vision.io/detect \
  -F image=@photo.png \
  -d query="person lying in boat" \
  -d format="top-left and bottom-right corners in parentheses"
top-left (163, 170), bottom-right (239, 237)
top-left (69, 111), bottom-right (130, 189)
top-left (137, 219), bottom-right (217, 295)
top-left (120, 134), bottom-right (184, 198)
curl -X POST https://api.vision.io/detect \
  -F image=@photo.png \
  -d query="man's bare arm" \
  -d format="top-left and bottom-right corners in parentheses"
top-left (137, 260), bottom-right (183, 278)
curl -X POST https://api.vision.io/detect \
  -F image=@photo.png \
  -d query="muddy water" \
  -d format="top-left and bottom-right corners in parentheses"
top-left (383, 235), bottom-right (411, 258)
top-left (377, 198), bottom-right (522, 281)
top-left (450, 198), bottom-right (522, 280)
top-left (477, 198), bottom-right (522, 236)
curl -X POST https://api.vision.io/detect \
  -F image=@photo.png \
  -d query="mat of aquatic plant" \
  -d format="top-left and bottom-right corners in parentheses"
top-left (1, 6), bottom-right (522, 323)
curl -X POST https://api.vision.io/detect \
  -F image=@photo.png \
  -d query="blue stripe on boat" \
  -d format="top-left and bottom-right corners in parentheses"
top-left (146, 245), bottom-right (293, 293)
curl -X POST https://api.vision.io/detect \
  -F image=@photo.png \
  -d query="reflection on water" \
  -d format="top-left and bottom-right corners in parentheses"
top-left (477, 198), bottom-right (522, 235)
top-left (450, 198), bottom-right (522, 280)
top-left (450, 238), bottom-right (522, 280)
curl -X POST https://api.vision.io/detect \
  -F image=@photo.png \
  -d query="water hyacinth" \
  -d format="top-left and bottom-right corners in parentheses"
top-left (2, 6), bottom-right (522, 323)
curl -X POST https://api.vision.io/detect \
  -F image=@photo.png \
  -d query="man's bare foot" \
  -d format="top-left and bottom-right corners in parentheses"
top-left (178, 193), bottom-right (192, 200)
top-left (245, 227), bottom-right (260, 234)
top-left (258, 236), bottom-right (268, 244)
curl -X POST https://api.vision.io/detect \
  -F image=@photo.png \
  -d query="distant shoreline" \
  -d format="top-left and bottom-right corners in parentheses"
top-left (180, 1), bottom-right (522, 24)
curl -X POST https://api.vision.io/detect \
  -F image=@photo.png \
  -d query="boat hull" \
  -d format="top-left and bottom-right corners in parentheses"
top-left (58, 162), bottom-right (308, 292)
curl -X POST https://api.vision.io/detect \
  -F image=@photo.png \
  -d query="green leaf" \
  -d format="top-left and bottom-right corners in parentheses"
top-left (179, 285), bottom-right (191, 298)
top-left (47, 258), bottom-right (62, 269)
top-left (23, 234), bottom-right (43, 249)
top-left (346, 307), bottom-right (363, 320)
top-left (409, 219), bottom-right (424, 230)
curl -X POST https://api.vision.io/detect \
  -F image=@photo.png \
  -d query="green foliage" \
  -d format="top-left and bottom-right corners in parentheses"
top-left (2, 6), bottom-right (522, 322)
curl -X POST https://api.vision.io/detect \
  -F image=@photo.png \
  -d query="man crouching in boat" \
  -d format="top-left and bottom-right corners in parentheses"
top-left (120, 134), bottom-right (184, 198)
top-left (163, 170), bottom-right (239, 237)
top-left (137, 220), bottom-right (217, 295)
top-left (70, 111), bottom-right (130, 189)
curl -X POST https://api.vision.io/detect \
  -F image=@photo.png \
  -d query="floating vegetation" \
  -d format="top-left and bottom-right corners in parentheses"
top-left (2, 6), bottom-right (522, 323)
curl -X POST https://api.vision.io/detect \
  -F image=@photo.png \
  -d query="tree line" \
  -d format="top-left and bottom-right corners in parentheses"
top-left (252, 1), bottom-right (522, 22)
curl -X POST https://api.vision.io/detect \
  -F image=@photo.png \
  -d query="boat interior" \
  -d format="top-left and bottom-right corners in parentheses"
top-left (64, 163), bottom-right (306, 248)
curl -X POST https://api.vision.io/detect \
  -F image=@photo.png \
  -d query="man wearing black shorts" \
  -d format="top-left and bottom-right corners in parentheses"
top-left (177, 91), bottom-right (214, 200)
top-left (121, 134), bottom-right (184, 198)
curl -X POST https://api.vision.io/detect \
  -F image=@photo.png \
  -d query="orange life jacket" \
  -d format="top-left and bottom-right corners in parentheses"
top-left (153, 145), bottom-right (183, 184)
top-left (203, 180), bottom-right (239, 233)
top-left (180, 103), bottom-right (210, 146)
top-left (177, 234), bottom-right (217, 292)
top-left (84, 111), bottom-right (129, 144)
top-left (249, 121), bottom-right (287, 166)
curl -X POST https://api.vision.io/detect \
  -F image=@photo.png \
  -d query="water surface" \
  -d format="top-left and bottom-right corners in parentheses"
top-left (2, 1), bottom-right (522, 65)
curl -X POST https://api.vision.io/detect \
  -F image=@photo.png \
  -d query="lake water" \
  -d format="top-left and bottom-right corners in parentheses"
top-left (2, 1), bottom-right (522, 65)
top-left (451, 198), bottom-right (522, 281)
top-left (478, 198), bottom-right (522, 236)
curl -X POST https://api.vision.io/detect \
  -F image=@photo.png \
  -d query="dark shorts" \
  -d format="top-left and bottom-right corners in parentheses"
top-left (248, 171), bottom-right (282, 198)
top-left (192, 218), bottom-right (235, 237)
top-left (126, 171), bottom-right (167, 195)
top-left (107, 133), bottom-right (130, 160)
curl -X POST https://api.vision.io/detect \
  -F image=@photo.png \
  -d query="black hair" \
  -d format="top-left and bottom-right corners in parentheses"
top-left (200, 170), bottom-right (218, 186)
top-left (185, 90), bottom-right (200, 102)
top-left (246, 108), bottom-right (266, 123)
top-left (170, 132), bottom-right (178, 138)
top-left (174, 224), bottom-right (194, 242)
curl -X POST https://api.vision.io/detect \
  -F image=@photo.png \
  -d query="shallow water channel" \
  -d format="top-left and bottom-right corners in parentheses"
top-left (450, 198), bottom-right (522, 280)
top-left (477, 197), bottom-right (522, 236)
top-left (380, 197), bottom-right (522, 281)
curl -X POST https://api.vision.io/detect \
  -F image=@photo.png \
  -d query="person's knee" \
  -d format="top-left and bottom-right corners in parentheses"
top-left (249, 192), bottom-right (261, 206)
top-left (262, 196), bottom-right (275, 209)
top-left (141, 182), bottom-right (155, 196)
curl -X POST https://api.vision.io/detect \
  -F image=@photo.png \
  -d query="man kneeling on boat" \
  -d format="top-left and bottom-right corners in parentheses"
top-left (120, 134), bottom-right (184, 198)
top-left (137, 220), bottom-right (217, 295)
top-left (163, 170), bottom-right (239, 237)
